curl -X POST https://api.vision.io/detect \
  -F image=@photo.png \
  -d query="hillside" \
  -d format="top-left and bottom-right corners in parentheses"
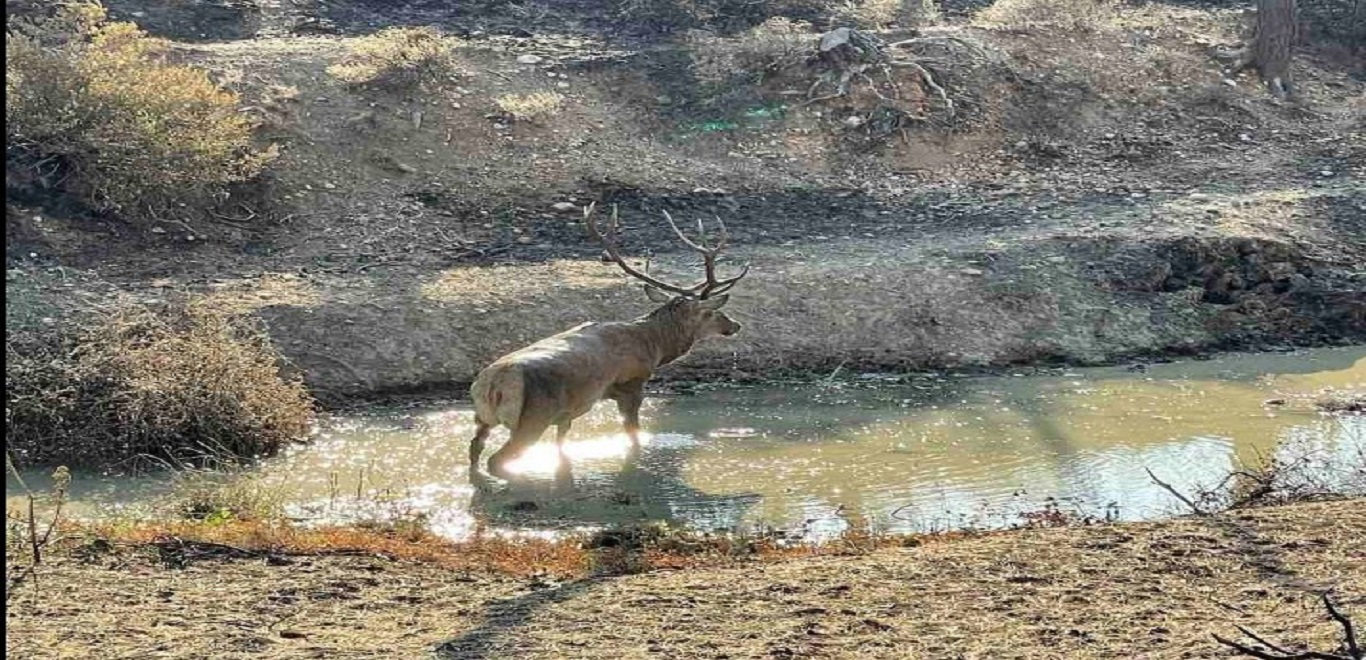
top-left (7, 0), bottom-right (1365, 401)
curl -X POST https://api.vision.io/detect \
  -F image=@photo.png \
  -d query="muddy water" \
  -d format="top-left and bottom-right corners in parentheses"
top-left (8, 348), bottom-right (1364, 540)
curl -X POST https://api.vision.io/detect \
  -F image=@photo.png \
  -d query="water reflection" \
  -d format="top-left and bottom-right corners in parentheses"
top-left (7, 347), bottom-right (1363, 540)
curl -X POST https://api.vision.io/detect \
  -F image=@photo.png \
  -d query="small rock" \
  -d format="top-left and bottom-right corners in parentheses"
top-left (516, 54), bottom-right (543, 65)
top-left (842, 116), bottom-right (865, 128)
top-left (1046, 255), bottom-right (1067, 264)
top-left (516, 236), bottom-right (534, 244)
top-left (551, 202), bottom-right (579, 213)
top-left (960, 268), bottom-right (984, 276)
top-left (323, 182), bottom-right (336, 189)
top-left (1320, 170), bottom-right (1334, 178)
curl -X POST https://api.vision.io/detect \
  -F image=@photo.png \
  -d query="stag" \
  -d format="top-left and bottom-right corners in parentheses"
top-left (467, 203), bottom-right (749, 481)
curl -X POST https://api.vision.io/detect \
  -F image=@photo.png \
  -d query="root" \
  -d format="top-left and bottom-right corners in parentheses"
top-left (800, 28), bottom-right (988, 134)
top-left (891, 59), bottom-right (954, 118)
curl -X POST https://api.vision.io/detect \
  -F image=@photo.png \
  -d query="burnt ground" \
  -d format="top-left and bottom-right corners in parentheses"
top-left (6, 499), bottom-right (1365, 659)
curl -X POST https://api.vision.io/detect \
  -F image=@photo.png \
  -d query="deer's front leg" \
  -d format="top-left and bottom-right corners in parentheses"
top-left (612, 381), bottom-right (646, 447)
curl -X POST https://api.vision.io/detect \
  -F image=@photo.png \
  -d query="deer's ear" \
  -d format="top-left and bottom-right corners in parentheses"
top-left (698, 294), bottom-right (729, 310)
top-left (643, 285), bottom-right (672, 303)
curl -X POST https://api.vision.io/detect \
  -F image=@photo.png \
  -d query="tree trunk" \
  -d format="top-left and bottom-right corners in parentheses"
top-left (1248, 0), bottom-right (1298, 97)
top-left (1354, 0), bottom-right (1366, 51)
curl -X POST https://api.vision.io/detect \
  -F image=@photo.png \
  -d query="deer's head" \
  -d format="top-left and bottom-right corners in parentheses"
top-left (585, 203), bottom-right (748, 342)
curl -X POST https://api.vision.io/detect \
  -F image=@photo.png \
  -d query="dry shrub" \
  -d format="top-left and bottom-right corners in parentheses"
top-left (1312, 388), bottom-right (1364, 413)
top-left (615, 0), bottom-right (830, 35)
top-left (495, 92), bottom-right (565, 122)
top-left (834, 0), bottom-right (940, 29)
top-left (5, 2), bottom-right (275, 222)
top-left (327, 26), bottom-right (461, 88)
top-left (975, 0), bottom-right (1120, 32)
top-left (99, 520), bottom-right (592, 577)
top-left (688, 17), bottom-right (814, 87)
top-left (5, 303), bottom-right (314, 469)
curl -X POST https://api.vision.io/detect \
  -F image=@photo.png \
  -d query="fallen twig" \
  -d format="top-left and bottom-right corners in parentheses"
top-left (1214, 594), bottom-right (1362, 660)
top-left (1145, 467), bottom-right (1208, 516)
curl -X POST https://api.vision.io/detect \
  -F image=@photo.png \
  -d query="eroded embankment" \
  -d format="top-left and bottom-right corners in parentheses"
top-left (261, 238), bottom-right (1365, 399)
top-left (10, 187), bottom-right (1365, 404)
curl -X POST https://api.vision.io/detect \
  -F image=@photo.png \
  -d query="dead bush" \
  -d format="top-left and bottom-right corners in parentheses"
top-left (616, 0), bottom-right (830, 35)
top-left (5, 303), bottom-right (314, 469)
top-left (688, 17), bottom-right (814, 87)
top-left (327, 26), bottom-right (461, 88)
top-left (975, 0), bottom-right (1120, 32)
top-left (834, 0), bottom-right (940, 29)
top-left (5, 2), bottom-right (275, 223)
top-left (494, 92), bottom-right (565, 123)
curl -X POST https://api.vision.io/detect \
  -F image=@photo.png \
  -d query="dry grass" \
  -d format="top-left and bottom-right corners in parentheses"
top-left (6, 499), bottom-right (1362, 659)
top-left (975, 0), bottom-right (1122, 32)
top-left (5, 302), bottom-right (314, 468)
top-left (686, 17), bottom-right (814, 88)
top-left (327, 26), bottom-right (461, 88)
top-left (5, 2), bottom-right (274, 222)
top-left (494, 92), bottom-right (566, 123)
top-left (834, 0), bottom-right (940, 29)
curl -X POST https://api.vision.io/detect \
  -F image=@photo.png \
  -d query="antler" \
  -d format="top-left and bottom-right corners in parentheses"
top-left (583, 202), bottom-right (749, 299)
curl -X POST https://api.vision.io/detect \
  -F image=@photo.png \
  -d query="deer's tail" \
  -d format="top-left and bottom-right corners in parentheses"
top-left (471, 363), bottom-right (524, 429)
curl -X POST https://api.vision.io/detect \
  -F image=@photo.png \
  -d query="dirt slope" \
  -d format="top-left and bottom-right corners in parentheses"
top-left (7, 1), bottom-right (1365, 400)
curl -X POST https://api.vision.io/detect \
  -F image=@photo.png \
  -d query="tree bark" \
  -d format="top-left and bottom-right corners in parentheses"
top-left (1248, 0), bottom-right (1298, 97)
top-left (1354, 0), bottom-right (1366, 51)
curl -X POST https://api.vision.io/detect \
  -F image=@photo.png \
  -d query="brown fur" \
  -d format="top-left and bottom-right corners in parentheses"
top-left (467, 292), bottom-right (741, 480)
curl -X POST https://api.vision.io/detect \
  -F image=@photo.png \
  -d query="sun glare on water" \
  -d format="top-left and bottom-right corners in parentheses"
top-left (502, 433), bottom-right (647, 476)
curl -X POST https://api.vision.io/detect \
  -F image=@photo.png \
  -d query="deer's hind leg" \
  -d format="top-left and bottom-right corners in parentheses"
top-left (612, 380), bottom-right (646, 446)
top-left (487, 414), bottom-right (553, 481)
top-left (468, 422), bottom-right (492, 470)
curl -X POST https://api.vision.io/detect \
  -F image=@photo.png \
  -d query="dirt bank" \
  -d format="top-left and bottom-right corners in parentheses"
top-left (6, 499), bottom-right (1364, 659)
top-left (6, 0), bottom-right (1365, 402)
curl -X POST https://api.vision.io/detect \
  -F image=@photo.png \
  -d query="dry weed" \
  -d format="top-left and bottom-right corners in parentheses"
top-left (976, 0), bottom-right (1121, 32)
top-left (687, 17), bottom-right (814, 87)
top-left (5, 2), bottom-right (275, 222)
top-left (327, 26), bottom-right (461, 88)
top-left (495, 92), bottom-right (565, 123)
top-left (5, 302), bottom-right (314, 468)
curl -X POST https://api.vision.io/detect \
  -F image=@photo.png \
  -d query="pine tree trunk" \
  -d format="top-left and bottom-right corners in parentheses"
top-left (1353, 0), bottom-right (1366, 51)
top-left (1250, 0), bottom-right (1298, 97)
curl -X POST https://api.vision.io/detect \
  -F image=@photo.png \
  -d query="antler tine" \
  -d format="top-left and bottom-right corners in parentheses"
top-left (584, 203), bottom-right (702, 297)
top-left (661, 210), bottom-right (713, 256)
top-left (705, 262), bottom-right (749, 297)
top-left (712, 215), bottom-right (730, 251)
top-left (660, 210), bottom-right (750, 299)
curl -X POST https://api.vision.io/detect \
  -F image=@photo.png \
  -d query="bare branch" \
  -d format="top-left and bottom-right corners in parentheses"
top-left (1213, 594), bottom-right (1362, 660)
top-left (1324, 595), bottom-right (1362, 660)
top-left (1145, 467), bottom-right (1208, 516)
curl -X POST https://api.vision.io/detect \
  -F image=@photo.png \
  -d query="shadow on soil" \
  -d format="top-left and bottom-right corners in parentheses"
top-left (431, 577), bottom-right (608, 659)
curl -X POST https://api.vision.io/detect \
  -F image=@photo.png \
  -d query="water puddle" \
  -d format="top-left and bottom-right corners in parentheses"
top-left (9, 347), bottom-right (1364, 540)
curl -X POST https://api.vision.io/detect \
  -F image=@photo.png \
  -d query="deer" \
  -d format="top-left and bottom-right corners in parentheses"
top-left (466, 202), bottom-right (749, 482)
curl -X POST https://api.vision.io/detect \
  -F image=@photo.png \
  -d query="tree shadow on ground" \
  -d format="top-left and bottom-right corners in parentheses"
top-left (430, 576), bottom-right (609, 660)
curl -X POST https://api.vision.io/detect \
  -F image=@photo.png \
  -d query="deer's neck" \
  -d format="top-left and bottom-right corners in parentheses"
top-left (633, 316), bottom-right (696, 369)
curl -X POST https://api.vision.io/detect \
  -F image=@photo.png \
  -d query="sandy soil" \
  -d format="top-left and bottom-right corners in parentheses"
top-left (6, 499), bottom-right (1364, 659)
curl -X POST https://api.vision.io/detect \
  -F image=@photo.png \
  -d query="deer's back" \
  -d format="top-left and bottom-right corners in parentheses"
top-left (473, 322), bottom-right (654, 425)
